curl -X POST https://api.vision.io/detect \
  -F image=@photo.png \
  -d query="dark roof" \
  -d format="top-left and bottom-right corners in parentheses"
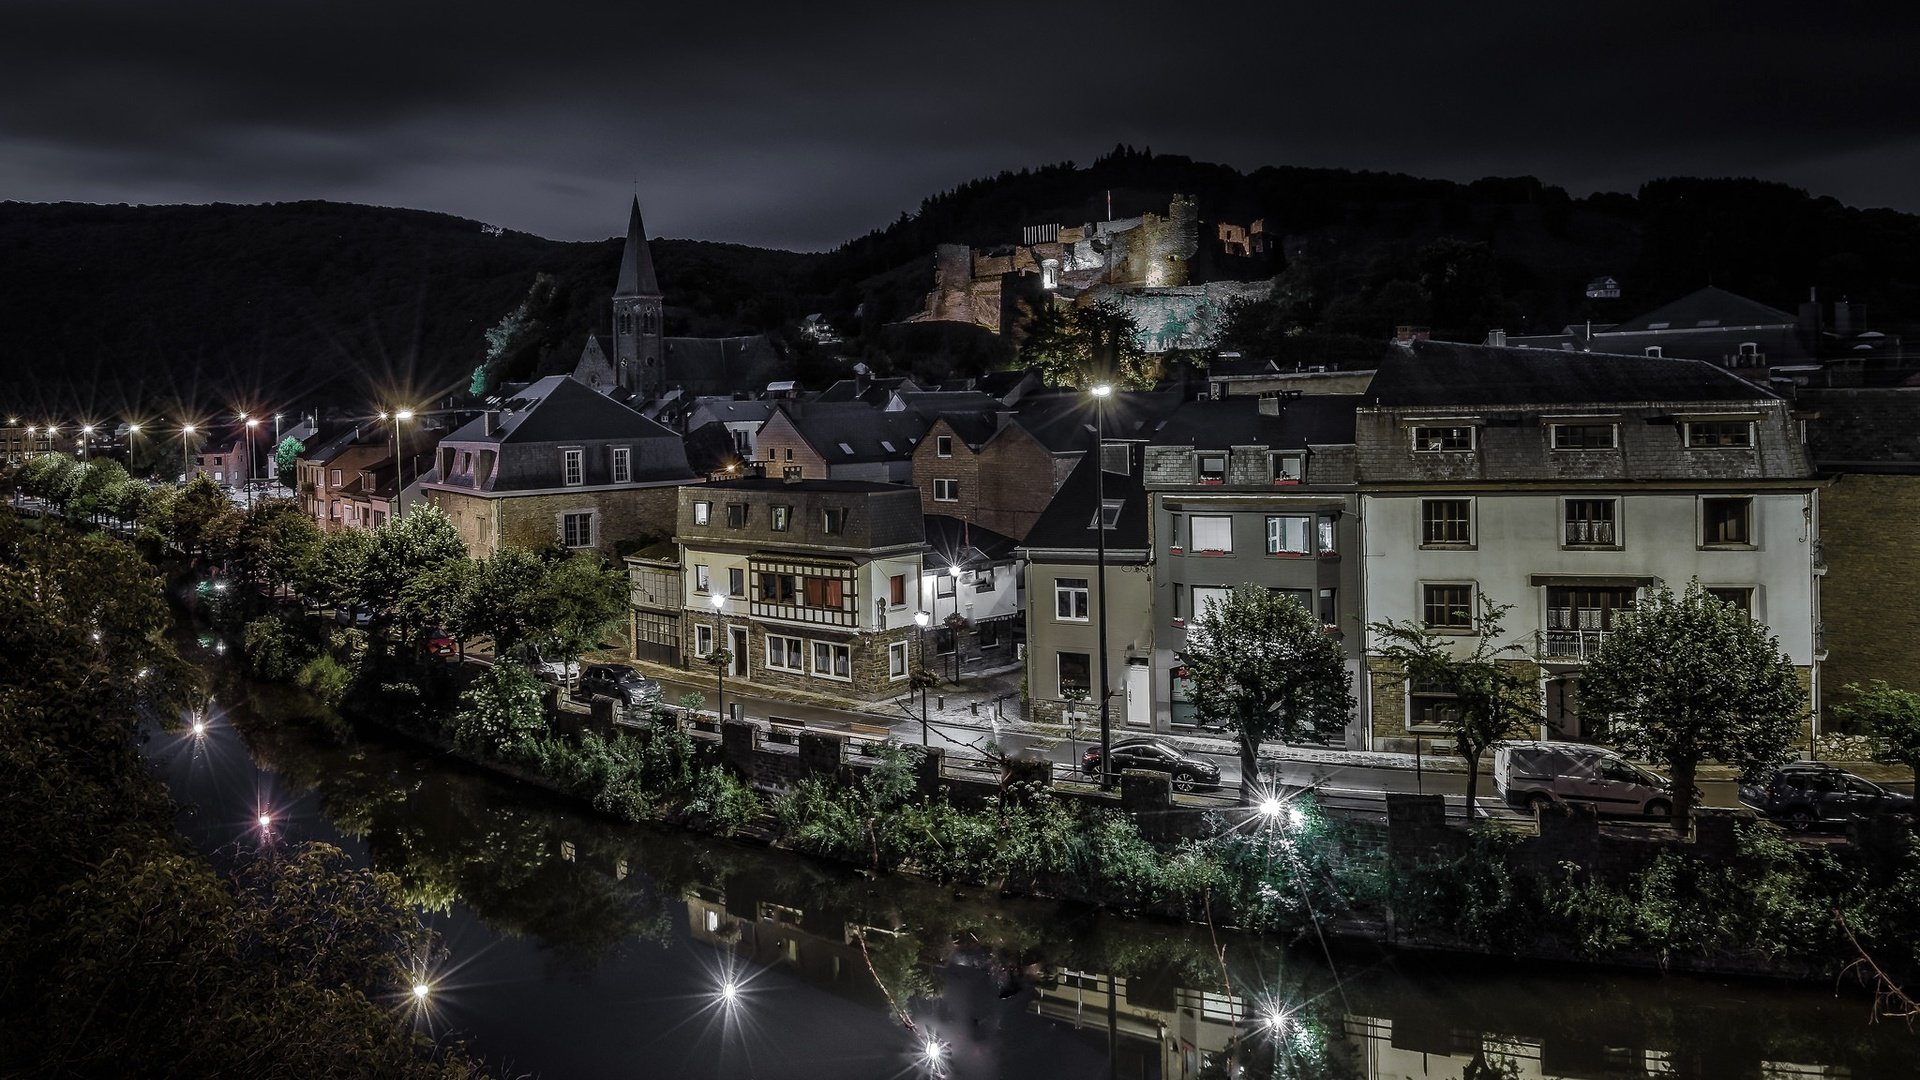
top-left (1798, 388), bottom-right (1920, 467)
top-left (922, 514), bottom-right (1019, 568)
top-left (1019, 447), bottom-right (1149, 554)
top-left (1147, 395), bottom-right (1360, 450)
top-left (815, 376), bottom-right (916, 404)
top-left (663, 336), bottom-right (788, 397)
top-left (1010, 389), bottom-right (1186, 453)
top-left (894, 390), bottom-right (1001, 416)
top-left (614, 197), bottom-right (660, 297)
top-left (449, 375), bottom-right (679, 444)
top-left (703, 476), bottom-right (910, 494)
top-left (1367, 340), bottom-right (1776, 407)
top-left (776, 403), bottom-right (928, 463)
top-left (683, 421), bottom-right (747, 475)
top-left (1605, 286), bottom-right (1796, 334)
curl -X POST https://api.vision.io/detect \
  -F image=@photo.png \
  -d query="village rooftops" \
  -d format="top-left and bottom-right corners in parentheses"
top-left (1146, 394), bottom-right (1361, 450)
top-left (1368, 339), bottom-right (1780, 408)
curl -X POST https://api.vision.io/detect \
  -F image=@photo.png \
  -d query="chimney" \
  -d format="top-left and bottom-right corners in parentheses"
top-left (1393, 326), bottom-right (1415, 347)
top-left (482, 410), bottom-right (498, 436)
top-left (782, 469), bottom-right (803, 484)
top-left (1834, 300), bottom-right (1853, 337)
top-left (1486, 328), bottom-right (1507, 347)
top-left (1258, 393), bottom-right (1282, 417)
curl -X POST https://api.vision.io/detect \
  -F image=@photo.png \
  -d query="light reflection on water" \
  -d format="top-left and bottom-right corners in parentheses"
top-left (144, 676), bottom-right (1911, 1080)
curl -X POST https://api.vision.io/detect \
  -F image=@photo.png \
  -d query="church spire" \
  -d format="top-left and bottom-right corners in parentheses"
top-left (614, 196), bottom-right (660, 298)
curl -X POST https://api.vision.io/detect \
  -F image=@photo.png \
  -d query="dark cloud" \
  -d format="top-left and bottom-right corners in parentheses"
top-left (3, 0), bottom-right (1917, 250)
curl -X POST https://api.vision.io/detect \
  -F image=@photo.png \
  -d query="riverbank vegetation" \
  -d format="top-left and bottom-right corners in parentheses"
top-left (0, 508), bottom-right (482, 1077)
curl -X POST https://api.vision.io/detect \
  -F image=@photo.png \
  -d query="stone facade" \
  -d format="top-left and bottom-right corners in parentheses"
top-left (752, 410), bottom-right (830, 481)
top-left (1817, 472), bottom-right (1920, 710)
top-left (430, 484), bottom-right (683, 558)
top-left (685, 612), bottom-right (919, 701)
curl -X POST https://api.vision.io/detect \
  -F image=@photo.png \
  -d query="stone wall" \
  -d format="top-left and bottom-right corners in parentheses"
top-left (685, 612), bottom-right (919, 701)
top-left (1819, 472), bottom-right (1920, 712)
top-left (751, 412), bottom-right (830, 480)
top-left (428, 484), bottom-right (680, 557)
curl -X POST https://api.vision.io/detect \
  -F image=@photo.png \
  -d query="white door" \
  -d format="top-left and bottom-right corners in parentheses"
top-left (1125, 659), bottom-right (1151, 727)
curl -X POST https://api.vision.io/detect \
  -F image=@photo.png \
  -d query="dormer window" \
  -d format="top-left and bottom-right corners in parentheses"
top-left (822, 507), bottom-right (845, 535)
top-left (611, 447), bottom-right (631, 484)
top-left (1644, 346), bottom-right (1664, 358)
top-left (1270, 452), bottom-right (1305, 484)
top-left (1549, 423), bottom-right (1618, 451)
top-left (1412, 426), bottom-right (1475, 453)
top-left (1197, 452), bottom-right (1227, 484)
top-left (562, 448), bottom-right (584, 486)
top-left (1684, 420), bottom-right (1754, 449)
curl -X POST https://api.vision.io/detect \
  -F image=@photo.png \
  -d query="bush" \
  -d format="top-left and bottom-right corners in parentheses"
top-left (243, 615), bottom-right (313, 681)
top-left (689, 767), bottom-right (762, 837)
top-left (450, 661), bottom-right (548, 754)
top-left (293, 654), bottom-right (355, 708)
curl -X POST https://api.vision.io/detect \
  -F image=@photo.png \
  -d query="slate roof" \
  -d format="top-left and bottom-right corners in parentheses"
top-left (1146, 395), bottom-right (1361, 450)
top-left (775, 403), bottom-right (930, 464)
top-left (923, 514), bottom-right (1019, 568)
top-left (1019, 446), bottom-right (1150, 555)
top-left (816, 376), bottom-right (918, 404)
top-left (663, 336), bottom-right (788, 397)
top-left (1605, 286), bottom-right (1795, 334)
top-left (1009, 390), bottom-right (1186, 453)
top-left (702, 476), bottom-right (909, 494)
top-left (449, 375), bottom-right (679, 444)
top-left (1797, 388), bottom-right (1920, 468)
top-left (614, 197), bottom-right (660, 297)
top-left (1368, 340), bottom-right (1775, 408)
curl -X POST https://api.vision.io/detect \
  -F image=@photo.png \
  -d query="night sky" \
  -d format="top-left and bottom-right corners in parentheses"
top-left (4, 1), bottom-right (1917, 251)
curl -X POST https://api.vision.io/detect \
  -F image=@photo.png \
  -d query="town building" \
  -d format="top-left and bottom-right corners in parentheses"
top-left (1355, 340), bottom-right (1823, 751)
top-left (1143, 394), bottom-right (1368, 744)
top-left (1503, 286), bottom-right (1812, 373)
top-left (675, 478), bottom-right (928, 701)
top-left (0, 422), bottom-right (57, 465)
top-left (297, 425), bottom-right (395, 530)
top-left (420, 374), bottom-right (695, 557)
top-left (191, 430), bottom-right (255, 490)
top-left (1016, 445), bottom-right (1154, 727)
top-left (920, 514), bottom-right (1022, 678)
top-left (751, 402), bottom-right (929, 483)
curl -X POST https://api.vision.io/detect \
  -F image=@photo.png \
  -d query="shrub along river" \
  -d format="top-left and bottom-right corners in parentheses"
top-left (145, 659), bottom-right (1913, 1079)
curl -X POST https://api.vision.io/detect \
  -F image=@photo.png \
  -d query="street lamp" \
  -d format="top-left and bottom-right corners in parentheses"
top-left (79, 424), bottom-right (94, 457)
top-left (913, 609), bottom-right (932, 745)
top-left (393, 408), bottom-right (414, 518)
top-left (181, 423), bottom-right (197, 481)
top-left (709, 591), bottom-right (729, 723)
top-left (242, 415), bottom-right (261, 506)
top-left (1089, 383), bottom-right (1114, 789)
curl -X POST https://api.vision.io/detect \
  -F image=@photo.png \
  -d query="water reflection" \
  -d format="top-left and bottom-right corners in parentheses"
top-left (149, 675), bottom-right (1911, 1080)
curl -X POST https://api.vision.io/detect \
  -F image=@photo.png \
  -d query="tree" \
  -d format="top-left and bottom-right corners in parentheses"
top-left (1370, 595), bottom-right (1542, 818)
top-left (1579, 581), bottom-right (1805, 830)
top-left (296, 529), bottom-right (376, 612)
top-left (1177, 585), bottom-right (1354, 800)
top-left (363, 505), bottom-right (467, 637)
top-left (230, 499), bottom-right (320, 602)
top-left (1018, 300), bottom-right (1155, 389)
top-left (454, 548), bottom-right (549, 654)
top-left (167, 474), bottom-right (240, 562)
top-left (1836, 680), bottom-right (1920, 770)
top-left (274, 436), bottom-right (305, 490)
top-left (452, 660), bottom-right (549, 753)
top-left (531, 554), bottom-right (628, 689)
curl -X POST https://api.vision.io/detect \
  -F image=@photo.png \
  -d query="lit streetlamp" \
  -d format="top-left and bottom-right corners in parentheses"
top-left (393, 408), bottom-right (415, 517)
top-left (913, 609), bottom-right (932, 745)
top-left (79, 423), bottom-right (94, 457)
top-left (709, 591), bottom-right (729, 722)
top-left (181, 423), bottom-right (197, 481)
top-left (242, 414), bottom-right (261, 506)
top-left (1089, 383), bottom-right (1114, 789)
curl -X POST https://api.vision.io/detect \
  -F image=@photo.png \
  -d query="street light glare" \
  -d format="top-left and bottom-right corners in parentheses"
top-left (710, 592), bottom-right (726, 611)
top-left (182, 424), bottom-right (196, 434)
top-left (412, 982), bottom-right (431, 1001)
top-left (191, 720), bottom-right (207, 736)
top-left (1259, 797), bottom-right (1283, 818)
top-left (395, 409), bottom-right (415, 421)
top-left (257, 813), bottom-right (272, 828)
top-left (1090, 383), bottom-right (1113, 397)
top-left (718, 979), bottom-right (739, 1006)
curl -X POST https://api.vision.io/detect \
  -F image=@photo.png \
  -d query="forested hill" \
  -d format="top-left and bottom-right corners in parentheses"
top-left (8, 149), bottom-right (1920, 413)
top-left (0, 200), bottom-right (827, 417)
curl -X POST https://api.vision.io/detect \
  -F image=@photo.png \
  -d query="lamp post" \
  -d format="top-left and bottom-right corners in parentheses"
top-left (242, 415), bottom-right (260, 506)
top-left (709, 591), bottom-right (728, 723)
top-left (394, 409), bottom-right (414, 518)
top-left (79, 424), bottom-right (94, 458)
top-left (125, 424), bottom-right (140, 472)
top-left (913, 609), bottom-right (932, 745)
top-left (1089, 383), bottom-right (1114, 790)
top-left (181, 423), bottom-right (197, 482)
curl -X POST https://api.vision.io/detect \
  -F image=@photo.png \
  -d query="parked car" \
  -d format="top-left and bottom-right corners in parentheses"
top-left (578, 664), bottom-right (661, 706)
top-left (424, 628), bottom-right (457, 656)
top-left (1739, 763), bottom-right (1915, 831)
top-left (332, 606), bottom-right (373, 628)
top-left (1493, 740), bottom-right (1675, 819)
top-left (1081, 738), bottom-right (1222, 792)
top-left (504, 644), bottom-right (580, 686)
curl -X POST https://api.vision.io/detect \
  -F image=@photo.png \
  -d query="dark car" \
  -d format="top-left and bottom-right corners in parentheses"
top-left (1081, 738), bottom-right (1222, 792)
top-left (332, 606), bottom-right (373, 628)
top-left (578, 664), bottom-right (662, 706)
top-left (1739, 763), bottom-right (1915, 830)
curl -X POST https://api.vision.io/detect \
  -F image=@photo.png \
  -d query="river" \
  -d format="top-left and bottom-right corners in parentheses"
top-left (143, 662), bottom-right (1913, 1079)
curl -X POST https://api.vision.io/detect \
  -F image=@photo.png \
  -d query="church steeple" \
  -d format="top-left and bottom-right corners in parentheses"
top-left (610, 196), bottom-right (664, 398)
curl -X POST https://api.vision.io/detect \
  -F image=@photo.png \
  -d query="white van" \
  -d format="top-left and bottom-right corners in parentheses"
top-left (1493, 741), bottom-right (1675, 819)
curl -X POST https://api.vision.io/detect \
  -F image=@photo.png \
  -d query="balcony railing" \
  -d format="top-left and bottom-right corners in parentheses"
top-left (1564, 521), bottom-right (1617, 546)
top-left (1536, 628), bottom-right (1610, 662)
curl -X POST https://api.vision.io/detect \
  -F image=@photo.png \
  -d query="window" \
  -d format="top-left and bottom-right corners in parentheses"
top-left (330, 468), bottom-right (342, 486)
top-left (1563, 498), bottom-right (1620, 547)
top-left (811, 641), bottom-right (852, 680)
top-left (563, 448), bottom-right (584, 486)
top-left (888, 641), bottom-right (909, 679)
top-left (783, 465), bottom-right (803, 481)
top-left (889, 574), bottom-right (907, 607)
top-left (1057, 652), bottom-right (1091, 696)
top-left (1706, 587), bottom-right (1754, 615)
top-left (1412, 426), bottom-right (1475, 452)
top-left (562, 512), bottom-right (593, 549)
top-left (1551, 423), bottom-right (1617, 451)
top-left (695, 623), bottom-right (714, 657)
top-left (1090, 499), bottom-right (1123, 530)
top-left (976, 621), bottom-right (1002, 649)
top-left (784, 448), bottom-right (793, 461)
top-left (1644, 346), bottom-right (1663, 358)
top-left (693, 501), bottom-right (712, 526)
top-left (1167, 512), bottom-right (1183, 550)
top-left (1197, 453), bottom-right (1226, 484)
top-left (1318, 588), bottom-right (1337, 626)
top-left (1408, 676), bottom-right (1462, 733)
top-left (611, 447), bottom-right (631, 483)
top-left (801, 575), bottom-right (846, 609)
top-left (1190, 586), bottom-right (1231, 621)
top-left (766, 635), bottom-right (804, 671)
top-left (1701, 496), bottom-right (1753, 546)
top-left (837, 442), bottom-right (855, 455)
top-left (770, 505), bottom-right (791, 531)
top-left (1421, 499), bottom-right (1472, 546)
top-left (1545, 587), bottom-right (1635, 655)
top-left (1317, 515), bottom-right (1338, 556)
top-left (935, 435), bottom-right (953, 458)
top-left (726, 503), bottom-right (747, 528)
top-left (1190, 515), bottom-right (1233, 554)
top-left (822, 508), bottom-right (845, 535)
top-left (934, 628), bottom-right (956, 655)
top-left (1422, 583), bottom-right (1474, 631)
top-left (728, 567), bottom-right (745, 597)
top-left (1270, 452), bottom-right (1305, 484)
top-left (1685, 421), bottom-right (1754, 449)
top-left (935, 573), bottom-right (956, 599)
top-left (1055, 577), bottom-right (1090, 621)
top-left (933, 478), bottom-right (959, 502)
top-left (694, 564), bottom-right (711, 593)
top-left (1264, 515), bottom-right (1311, 556)
top-left (758, 572), bottom-right (797, 604)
